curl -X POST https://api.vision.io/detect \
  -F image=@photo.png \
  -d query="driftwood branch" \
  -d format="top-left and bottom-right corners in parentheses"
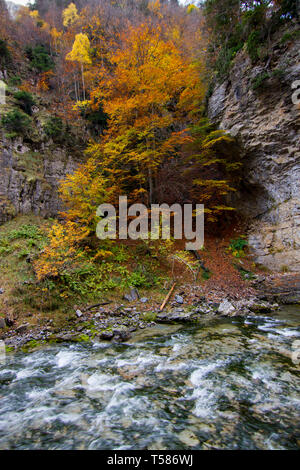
top-left (160, 282), bottom-right (176, 311)
top-left (84, 302), bottom-right (112, 312)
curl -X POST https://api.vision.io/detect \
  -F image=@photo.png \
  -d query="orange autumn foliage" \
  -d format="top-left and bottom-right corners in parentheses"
top-left (87, 23), bottom-right (206, 203)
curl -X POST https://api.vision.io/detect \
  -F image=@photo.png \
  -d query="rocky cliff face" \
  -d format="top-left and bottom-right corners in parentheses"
top-left (0, 136), bottom-right (82, 224)
top-left (0, 87), bottom-right (86, 225)
top-left (208, 35), bottom-right (300, 272)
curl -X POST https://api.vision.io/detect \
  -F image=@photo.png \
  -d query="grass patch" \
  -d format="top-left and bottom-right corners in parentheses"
top-left (141, 311), bottom-right (157, 322)
top-left (227, 236), bottom-right (248, 258)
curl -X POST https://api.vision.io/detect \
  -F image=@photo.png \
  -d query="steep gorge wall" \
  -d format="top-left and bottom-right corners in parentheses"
top-left (208, 36), bottom-right (300, 272)
top-left (0, 137), bottom-right (81, 224)
top-left (0, 88), bottom-right (85, 225)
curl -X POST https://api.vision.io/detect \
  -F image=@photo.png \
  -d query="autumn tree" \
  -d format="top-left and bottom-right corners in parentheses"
top-left (34, 158), bottom-right (110, 281)
top-left (89, 23), bottom-right (206, 205)
top-left (63, 2), bottom-right (79, 28)
top-left (66, 32), bottom-right (91, 100)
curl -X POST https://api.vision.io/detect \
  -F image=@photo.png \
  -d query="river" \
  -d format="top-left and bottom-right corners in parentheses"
top-left (0, 306), bottom-right (299, 450)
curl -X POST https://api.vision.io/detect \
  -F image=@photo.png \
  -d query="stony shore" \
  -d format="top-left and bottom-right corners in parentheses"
top-left (1, 273), bottom-right (299, 352)
top-left (0, 294), bottom-right (283, 352)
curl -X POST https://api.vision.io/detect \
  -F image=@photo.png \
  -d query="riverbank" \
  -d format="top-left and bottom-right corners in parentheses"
top-left (2, 273), bottom-right (299, 352)
top-left (1, 217), bottom-right (299, 353)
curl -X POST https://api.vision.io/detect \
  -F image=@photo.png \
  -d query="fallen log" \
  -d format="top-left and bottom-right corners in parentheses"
top-left (160, 282), bottom-right (176, 311)
top-left (84, 302), bottom-right (112, 312)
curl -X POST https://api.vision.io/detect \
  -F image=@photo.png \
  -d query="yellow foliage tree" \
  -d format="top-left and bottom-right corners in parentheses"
top-left (33, 221), bottom-right (90, 281)
top-left (66, 33), bottom-right (91, 100)
top-left (62, 2), bottom-right (79, 28)
top-left (89, 23), bottom-right (206, 204)
top-left (34, 159), bottom-right (110, 281)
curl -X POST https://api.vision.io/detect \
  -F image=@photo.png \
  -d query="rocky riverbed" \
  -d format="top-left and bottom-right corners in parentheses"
top-left (0, 304), bottom-right (299, 450)
top-left (0, 295), bottom-right (283, 352)
top-left (1, 273), bottom-right (299, 352)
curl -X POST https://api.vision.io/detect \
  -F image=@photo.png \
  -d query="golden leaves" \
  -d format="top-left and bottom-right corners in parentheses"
top-left (66, 33), bottom-right (92, 65)
top-left (62, 3), bottom-right (79, 28)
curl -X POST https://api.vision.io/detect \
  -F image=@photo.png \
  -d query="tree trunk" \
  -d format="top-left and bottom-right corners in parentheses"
top-left (148, 167), bottom-right (153, 206)
top-left (81, 62), bottom-right (86, 101)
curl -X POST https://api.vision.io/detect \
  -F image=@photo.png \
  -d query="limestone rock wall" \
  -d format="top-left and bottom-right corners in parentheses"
top-left (0, 136), bottom-right (82, 224)
top-left (208, 36), bottom-right (300, 272)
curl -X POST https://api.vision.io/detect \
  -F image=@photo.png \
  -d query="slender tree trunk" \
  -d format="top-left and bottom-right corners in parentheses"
top-left (81, 62), bottom-right (86, 101)
top-left (148, 167), bottom-right (153, 206)
top-left (73, 73), bottom-right (78, 101)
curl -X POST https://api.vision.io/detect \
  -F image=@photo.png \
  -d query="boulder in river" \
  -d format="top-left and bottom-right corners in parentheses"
top-left (218, 300), bottom-right (236, 316)
top-left (157, 308), bottom-right (200, 323)
top-left (113, 328), bottom-right (131, 342)
top-left (100, 330), bottom-right (114, 340)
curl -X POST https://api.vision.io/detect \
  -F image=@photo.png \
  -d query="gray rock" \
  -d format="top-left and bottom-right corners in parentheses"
top-left (140, 297), bottom-right (148, 303)
top-left (123, 294), bottom-right (133, 302)
top-left (56, 333), bottom-right (78, 342)
top-left (208, 40), bottom-right (300, 273)
top-left (113, 329), bottom-right (131, 342)
top-left (15, 323), bottom-right (30, 334)
top-left (5, 316), bottom-right (14, 327)
top-left (249, 303), bottom-right (272, 314)
top-left (0, 134), bottom-right (83, 225)
top-left (130, 288), bottom-right (139, 301)
top-left (0, 318), bottom-right (6, 329)
top-left (76, 310), bottom-right (83, 318)
top-left (0, 288), bottom-right (4, 295)
top-left (208, 81), bottom-right (228, 121)
top-left (100, 330), bottom-right (114, 340)
top-left (123, 288), bottom-right (140, 302)
top-left (218, 300), bottom-right (236, 316)
top-left (157, 308), bottom-right (199, 323)
top-left (175, 295), bottom-right (184, 304)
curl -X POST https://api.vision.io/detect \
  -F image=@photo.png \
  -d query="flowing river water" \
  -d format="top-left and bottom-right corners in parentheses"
top-left (0, 306), bottom-right (299, 450)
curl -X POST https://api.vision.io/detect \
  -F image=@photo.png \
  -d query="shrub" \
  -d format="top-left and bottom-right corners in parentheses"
top-left (1, 109), bottom-right (32, 135)
top-left (271, 68), bottom-right (285, 80)
top-left (228, 237), bottom-right (248, 258)
top-left (0, 39), bottom-right (10, 66)
top-left (251, 71), bottom-right (270, 90)
top-left (44, 116), bottom-right (64, 140)
top-left (280, 30), bottom-right (300, 44)
top-left (8, 75), bottom-right (22, 86)
top-left (215, 43), bottom-right (244, 78)
top-left (25, 44), bottom-right (54, 72)
top-left (76, 101), bottom-right (108, 135)
top-left (246, 31), bottom-right (261, 62)
top-left (85, 108), bottom-right (108, 135)
top-left (13, 91), bottom-right (36, 115)
top-left (6, 224), bottom-right (44, 241)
